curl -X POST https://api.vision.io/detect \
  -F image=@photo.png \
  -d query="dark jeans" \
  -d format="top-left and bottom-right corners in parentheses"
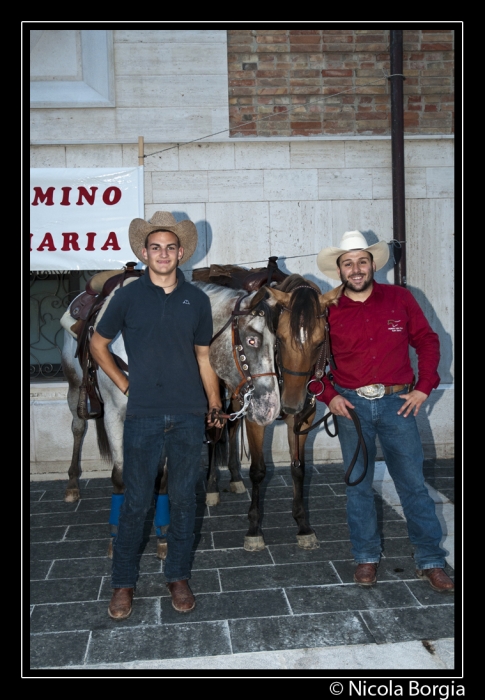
top-left (335, 384), bottom-right (446, 570)
top-left (111, 413), bottom-right (205, 588)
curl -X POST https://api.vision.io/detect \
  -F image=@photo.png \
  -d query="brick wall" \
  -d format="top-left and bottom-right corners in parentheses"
top-left (228, 29), bottom-right (454, 137)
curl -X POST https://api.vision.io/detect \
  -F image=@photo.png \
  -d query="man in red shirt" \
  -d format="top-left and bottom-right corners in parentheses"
top-left (311, 230), bottom-right (454, 592)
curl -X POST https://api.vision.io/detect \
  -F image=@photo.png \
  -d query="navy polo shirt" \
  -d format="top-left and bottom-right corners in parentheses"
top-left (95, 268), bottom-right (213, 416)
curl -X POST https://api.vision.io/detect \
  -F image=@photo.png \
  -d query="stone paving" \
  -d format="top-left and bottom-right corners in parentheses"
top-left (29, 459), bottom-right (455, 671)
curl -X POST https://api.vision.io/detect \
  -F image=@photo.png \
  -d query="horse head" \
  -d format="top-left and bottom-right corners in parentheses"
top-left (259, 275), bottom-right (344, 414)
top-left (193, 282), bottom-right (281, 426)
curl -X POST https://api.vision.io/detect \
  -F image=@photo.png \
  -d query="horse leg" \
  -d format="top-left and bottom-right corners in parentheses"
top-left (227, 406), bottom-right (246, 494)
top-left (154, 456), bottom-right (169, 560)
top-left (63, 367), bottom-right (86, 503)
top-left (244, 420), bottom-right (267, 551)
top-left (286, 414), bottom-right (319, 550)
top-left (205, 396), bottom-right (246, 505)
top-left (205, 438), bottom-right (221, 506)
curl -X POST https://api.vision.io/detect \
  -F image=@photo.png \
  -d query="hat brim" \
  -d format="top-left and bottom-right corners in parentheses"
top-left (317, 241), bottom-right (390, 280)
top-left (128, 218), bottom-right (198, 266)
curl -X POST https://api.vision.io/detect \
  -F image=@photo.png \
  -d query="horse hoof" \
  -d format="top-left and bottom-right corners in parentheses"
top-left (244, 535), bottom-right (265, 551)
top-left (230, 480), bottom-right (246, 494)
top-left (205, 492), bottom-right (220, 506)
top-left (107, 540), bottom-right (113, 559)
top-left (157, 541), bottom-right (168, 560)
top-left (64, 488), bottom-right (80, 503)
top-left (297, 533), bottom-right (320, 550)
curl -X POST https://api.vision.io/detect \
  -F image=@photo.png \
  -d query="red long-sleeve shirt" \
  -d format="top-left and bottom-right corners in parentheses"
top-left (311, 281), bottom-right (441, 406)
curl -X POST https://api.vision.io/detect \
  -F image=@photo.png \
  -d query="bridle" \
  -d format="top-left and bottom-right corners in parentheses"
top-left (275, 285), bottom-right (331, 385)
top-left (210, 292), bottom-right (278, 420)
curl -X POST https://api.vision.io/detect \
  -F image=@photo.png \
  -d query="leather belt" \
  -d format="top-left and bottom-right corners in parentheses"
top-left (356, 383), bottom-right (411, 400)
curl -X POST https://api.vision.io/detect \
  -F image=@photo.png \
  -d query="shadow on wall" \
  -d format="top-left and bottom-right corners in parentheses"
top-left (172, 212), bottom-right (213, 279)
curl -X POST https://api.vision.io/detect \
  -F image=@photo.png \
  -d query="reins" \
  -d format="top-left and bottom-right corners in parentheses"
top-left (293, 404), bottom-right (368, 486)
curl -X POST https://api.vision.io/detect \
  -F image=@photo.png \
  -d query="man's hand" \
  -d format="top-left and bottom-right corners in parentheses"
top-left (329, 394), bottom-right (355, 420)
top-left (206, 406), bottom-right (225, 429)
top-left (397, 389), bottom-right (428, 417)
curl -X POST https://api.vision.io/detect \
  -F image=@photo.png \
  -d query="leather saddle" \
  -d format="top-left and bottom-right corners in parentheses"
top-left (71, 262), bottom-right (144, 420)
top-left (192, 256), bottom-right (287, 292)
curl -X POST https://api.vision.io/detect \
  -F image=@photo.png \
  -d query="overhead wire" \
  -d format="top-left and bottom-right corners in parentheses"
top-left (143, 73), bottom-right (403, 160)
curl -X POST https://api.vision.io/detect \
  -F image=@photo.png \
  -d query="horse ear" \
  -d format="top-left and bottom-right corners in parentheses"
top-left (321, 283), bottom-right (345, 308)
top-left (263, 286), bottom-right (290, 308)
top-left (248, 286), bottom-right (269, 309)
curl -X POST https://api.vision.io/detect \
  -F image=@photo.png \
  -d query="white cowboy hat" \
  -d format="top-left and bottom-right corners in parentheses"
top-left (316, 230), bottom-right (390, 280)
top-left (129, 211), bottom-right (198, 265)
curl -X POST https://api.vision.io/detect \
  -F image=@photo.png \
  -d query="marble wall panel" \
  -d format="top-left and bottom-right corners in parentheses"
top-left (404, 139), bottom-right (454, 168)
top-left (235, 142), bottom-right (290, 170)
top-left (205, 202), bottom-right (270, 267)
top-left (264, 169), bottom-right (318, 201)
top-left (426, 167), bottom-right (454, 198)
top-left (269, 201), bottom-right (333, 284)
top-left (30, 146), bottom-right (67, 168)
top-left (318, 168), bottom-right (373, 200)
top-left (372, 167), bottom-right (427, 199)
top-left (65, 144), bottom-right (123, 168)
top-left (208, 170), bottom-right (264, 202)
top-left (290, 140), bottom-right (344, 169)
top-left (405, 198), bottom-right (455, 383)
top-left (114, 107), bottom-right (228, 143)
top-left (30, 397), bottom-right (99, 463)
top-left (151, 171), bottom-right (209, 203)
top-left (115, 75), bottom-right (229, 108)
top-left (179, 143), bottom-right (235, 171)
top-left (30, 108), bottom-right (117, 144)
top-left (114, 42), bottom-right (228, 76)
top-left (344, 139), bottom-right (392, 168)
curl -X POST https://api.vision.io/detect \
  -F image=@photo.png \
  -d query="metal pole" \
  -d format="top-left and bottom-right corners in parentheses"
top-left (389, 31), bottom-right (407, 287)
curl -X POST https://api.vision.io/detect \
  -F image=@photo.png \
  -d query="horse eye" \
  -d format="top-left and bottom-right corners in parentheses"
top-left (247, 336), bottom-right (259, 347)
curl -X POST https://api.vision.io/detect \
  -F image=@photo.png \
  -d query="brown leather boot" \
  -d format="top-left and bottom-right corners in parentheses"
top-left (108, 587), bottom-right (134, 619)
top-left (167, 580), bottom-right (196, 612)
top-left (354, 563), bottom-right (378, 586)
top-left (416, 568), bottom-right (455, 592)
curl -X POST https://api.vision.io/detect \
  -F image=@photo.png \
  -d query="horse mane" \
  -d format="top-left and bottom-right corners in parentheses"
top-left (274, 274), bottom-right (322, 349)
top-left (191, 280), bottom-right (276, 332)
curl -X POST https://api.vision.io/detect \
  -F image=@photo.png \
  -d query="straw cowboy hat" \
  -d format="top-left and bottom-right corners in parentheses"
top-left (129, 211), bottom-right (198, 265)
top-left (316, 230), bottom-right (390, 280)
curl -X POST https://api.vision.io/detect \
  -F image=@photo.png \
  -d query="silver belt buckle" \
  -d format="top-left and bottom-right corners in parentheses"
top-left (356, 384), bottom-right (385, 400)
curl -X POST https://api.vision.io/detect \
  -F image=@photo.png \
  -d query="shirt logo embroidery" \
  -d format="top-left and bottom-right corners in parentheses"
top-left (182, 299), bottom-right (190, 305)
top-left (388, 319), bottom-right (403, 332)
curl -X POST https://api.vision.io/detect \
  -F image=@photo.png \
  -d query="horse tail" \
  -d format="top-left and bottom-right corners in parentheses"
top-left (95, 415), bottom-right (112, 463)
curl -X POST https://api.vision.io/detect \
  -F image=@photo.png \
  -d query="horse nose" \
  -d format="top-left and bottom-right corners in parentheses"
top-left (281, 400), bottom-right (305, 415)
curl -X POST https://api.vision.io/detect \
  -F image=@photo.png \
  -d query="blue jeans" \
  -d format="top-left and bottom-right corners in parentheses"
top-left (111, 413), bottom-right (205, 588)
top-left (334, 384), bottom-right (446, 570)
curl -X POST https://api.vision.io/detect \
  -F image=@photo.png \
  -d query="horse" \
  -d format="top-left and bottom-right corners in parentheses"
top-left (212, 274), bottom-right (344, 552)
top-left (60, 276), bottom-right (280, 559)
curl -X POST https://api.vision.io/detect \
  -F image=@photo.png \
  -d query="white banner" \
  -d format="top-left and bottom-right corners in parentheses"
top-left (29, 167), bottom-right (144, 270)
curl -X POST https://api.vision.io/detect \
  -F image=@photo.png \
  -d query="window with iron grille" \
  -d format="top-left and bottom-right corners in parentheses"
top-left (29, 270), bottom-right (100, 381)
